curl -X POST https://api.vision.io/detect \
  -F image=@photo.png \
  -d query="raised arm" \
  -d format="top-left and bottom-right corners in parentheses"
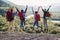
top-left (14, 7), bottom-right (19, 15)
top-left (40, 6), bottom-right (44, 11)
top-left (47, 5), bottom-right (51, 11)
top-left (24, 5), bottom-right (28, 13)
top-left (32, 7), bottom-right (34, 14)
top-left (16, 7), bottom-right (19, 12)
top-left (37, 6), bottom-right (40, 12)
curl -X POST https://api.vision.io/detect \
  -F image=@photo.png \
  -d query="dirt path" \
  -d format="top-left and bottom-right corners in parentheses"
top-left (0, 32), bottom-right (60, 40)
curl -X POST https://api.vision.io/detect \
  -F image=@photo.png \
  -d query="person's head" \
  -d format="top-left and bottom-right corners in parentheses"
top-left (35, 11), bottom-right (38, 14)
top-left (21, 9), bottom-right (23, 12)
top-left (44, 9), bottom-right (46, 11)
top-left (11, 9), bottom-right (13, 12)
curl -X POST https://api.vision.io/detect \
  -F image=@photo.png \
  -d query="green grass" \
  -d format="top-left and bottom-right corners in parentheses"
top-left (0, 15), bottom-right (60, 34)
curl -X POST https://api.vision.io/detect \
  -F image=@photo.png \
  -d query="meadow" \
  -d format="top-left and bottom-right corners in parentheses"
top-left (0, 14), bottom-right (60, 34)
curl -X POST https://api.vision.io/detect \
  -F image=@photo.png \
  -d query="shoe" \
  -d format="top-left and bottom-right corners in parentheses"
top-left (44, 29), bottom-right (48, 33)
top-left (38, 26), bottom-right (42, 29)
top-left (40, 25), bottom-right (43, 29)
top-left (32, 27), bottom-right (34, 30)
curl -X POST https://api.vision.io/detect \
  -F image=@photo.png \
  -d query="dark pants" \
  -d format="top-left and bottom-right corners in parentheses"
top-left (44, 18), bottom-right (48, 30)
top-left (20, 19), bottom-right (26, 27)
top-left (33, 20), bottom-right (40, 28)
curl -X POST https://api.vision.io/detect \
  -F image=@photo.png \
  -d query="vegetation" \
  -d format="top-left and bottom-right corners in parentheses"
top-left (0, 0), bottom-right (60, 34)
top-left (0, 0), bottom-right (12, 17)
top-left (0, 0), bottom-right (11, 7)
top-left (0, 15), bottom-right (60, 34)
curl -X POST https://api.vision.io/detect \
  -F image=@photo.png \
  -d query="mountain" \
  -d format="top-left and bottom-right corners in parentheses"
top-left (2, 0), bottom-right (60, 13)
top-left (0, 0), bottom-right (11, 7)
top-left (0, 0), bottom-right (60, 17)
top-left (0, 9), bottom-right (6, 16)
top-left (0, 0), bottom-right (12, 16)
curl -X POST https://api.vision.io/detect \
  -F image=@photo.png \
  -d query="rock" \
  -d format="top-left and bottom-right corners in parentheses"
top-left (0, 32), bottom-right (60, 40)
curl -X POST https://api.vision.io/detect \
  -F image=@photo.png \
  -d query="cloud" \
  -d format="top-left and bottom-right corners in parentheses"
top-left (7, 0), bottom-right (60, 6)
top-left (3, 0), bottom-right (60, 12)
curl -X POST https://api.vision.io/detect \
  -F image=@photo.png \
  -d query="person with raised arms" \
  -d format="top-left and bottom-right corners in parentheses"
top-left (40, 5), bottom-right (51, 32)
top-left (18, 5), bottom-right (28, 30)
top-left (32, 6), bottom-right (42, 30)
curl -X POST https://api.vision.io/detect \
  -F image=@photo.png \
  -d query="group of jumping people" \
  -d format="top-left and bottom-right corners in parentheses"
top-left (6, 5), bottom-right (51, 32)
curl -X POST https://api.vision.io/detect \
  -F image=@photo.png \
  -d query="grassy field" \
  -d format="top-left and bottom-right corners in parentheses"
top-left (0, 15), bottom-right (60, 34)
top-left (0, 0), bottom-right (60, 35)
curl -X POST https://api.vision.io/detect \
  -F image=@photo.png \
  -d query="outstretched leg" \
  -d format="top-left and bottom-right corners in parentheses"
top-left (32, 21), bottom-right (36, 30)
top-left (8, 22), bottom-right (11, 32)
top-left (44, 19), bottom-right (48, 32)
top-left (23, 19), bottom-right (26, 30)
top-left (20, 20), bottom-right (24, 29)
top-left (11, 20), bottom-right (14, 32)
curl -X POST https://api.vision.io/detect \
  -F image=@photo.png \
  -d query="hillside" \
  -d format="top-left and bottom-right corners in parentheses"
top-left (0, 0), bottom-right (11, 7)
top-left (0, 0), bottom-right (60, 34)
top-left (0, 0), bottom-right (12, 16)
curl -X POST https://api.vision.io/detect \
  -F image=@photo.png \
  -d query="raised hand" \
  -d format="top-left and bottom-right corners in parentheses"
top-left (26, 5), bottom-right (28, 8)
top-left (24, 5), bottom-right (28, 13)
top-left (32, 7), bottom-right (34, 14)
top-left (38, 6), bottom-right (41, 8)
top-left (47, 5), bottom-right (51, 11)
top-left (49, 5), bottom-right (51, 7)
top-left (38, 6), bottom-right (41, 12)
top-left (40, 6), bottom-right (42, 9)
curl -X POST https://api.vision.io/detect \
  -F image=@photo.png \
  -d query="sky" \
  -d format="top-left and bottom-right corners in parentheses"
top-left (2, 0), bottom-right (60, 12)
top-left (5, 0), bottom-right (60, 6)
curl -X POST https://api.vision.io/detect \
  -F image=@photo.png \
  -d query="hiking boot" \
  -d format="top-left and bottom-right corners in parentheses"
top-left (38, 26), bottom-right (43, 32)
top-left (41, 26), bottom-right (42, 30)
top-left (38, 26), bottom-right (42, 29)
top-left (44, 29), bottom-right (48, 33)
top-left (46, 29), bottom-right (48, 32)
top-left (32, 27), bottom-right (34, 30)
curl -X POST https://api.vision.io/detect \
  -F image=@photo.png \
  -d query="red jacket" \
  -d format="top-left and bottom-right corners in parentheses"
top-left (35, 13), bottom-right (40, 21)
top-left (18, 12), bottom-right (24, 20)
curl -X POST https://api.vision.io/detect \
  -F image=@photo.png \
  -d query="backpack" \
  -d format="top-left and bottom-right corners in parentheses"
top-left (6, 11), bottom-right (12, 20)
top-left (35, 14), bottom-right (40, 21)
top-left (18, 12), bottom-right (24, 20)
top-left (48, 12), bottom-right (51, 17)
top-left (46, 12), bottom-right (51, 17)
